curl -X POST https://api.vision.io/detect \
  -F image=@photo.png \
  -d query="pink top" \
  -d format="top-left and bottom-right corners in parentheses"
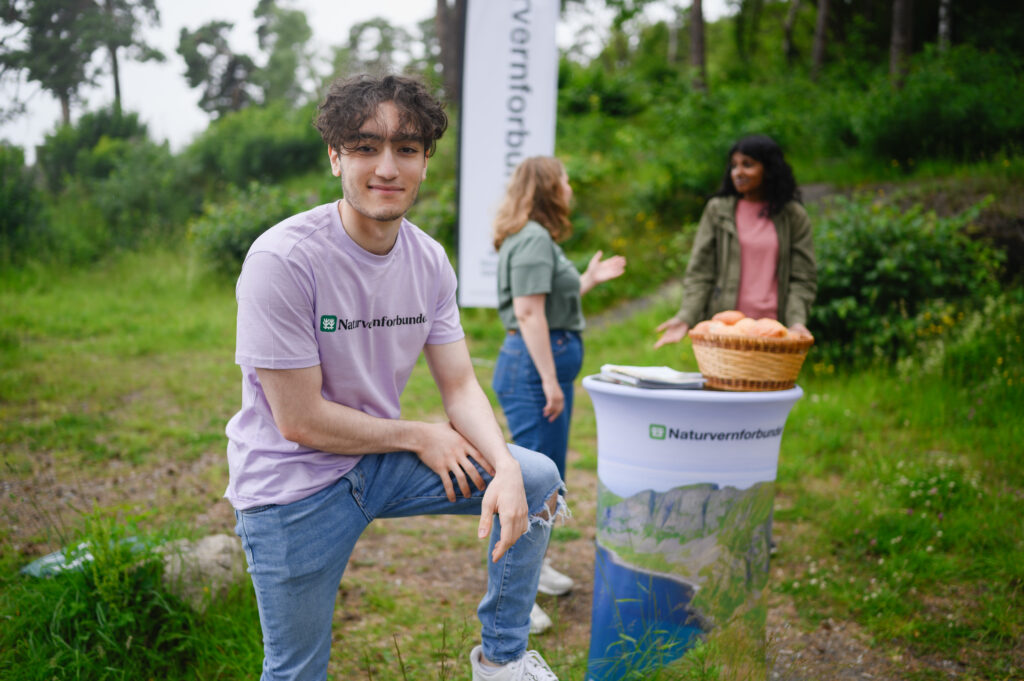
top-left (735, 199), bottom-right (779, 320)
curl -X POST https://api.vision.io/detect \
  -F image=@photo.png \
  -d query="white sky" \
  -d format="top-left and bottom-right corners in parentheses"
top-left (1, 1), bottom-right (730, 163)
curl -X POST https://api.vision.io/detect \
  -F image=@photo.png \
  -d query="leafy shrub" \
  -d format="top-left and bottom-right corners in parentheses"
top-left (0, 144), bottom-right (42, 263)
top-left (810, 195), bottom-right (1004, 365)
top-left (855, 46), bottom-right (1024, 164)
top-left (184, 101), bottom-right (323, 189)
top-left (188, 181), bottom-right (314, 278)
top-left (36, 107), bottom-right (150, 191)
top-left (90, 140), bottom-right (201, 246)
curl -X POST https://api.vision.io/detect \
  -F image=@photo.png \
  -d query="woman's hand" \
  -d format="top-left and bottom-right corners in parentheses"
top-left (654, 318), bottom-right (690, 349)
top-left (580, 250), bottom-right (626, 295)
top-left (789, 322), bottom-right (812, 338)
top-left (541, 378), bottom-right (565, 422)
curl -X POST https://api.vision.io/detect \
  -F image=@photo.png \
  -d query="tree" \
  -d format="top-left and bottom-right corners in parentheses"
top-left (435, 0), bottom-right (465, 103)
top-left (0, 0), bottom-right (102, 125)
top-left (178, 21), bottom-right (258, 117)
top-left (97, 0), bottom-right (163, 113)
top-left (889, 0), bottom-right (912, 88)
top-left (937, 0), bottom-right (951, 52)
top-left (253, 0), bottom-right (314, 103)
top-left (689, 0), bottom-right (706, 92)
top-left (731, 0), bottom-right (765, 64)
top-left (811, 0), bottom-right (829, 80)
top-left (782, 0), bottom-right (801, 65)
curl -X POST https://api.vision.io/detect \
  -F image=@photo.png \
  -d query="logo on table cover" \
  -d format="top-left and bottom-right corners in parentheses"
top-left (650, 423), bottom-right (785, 441)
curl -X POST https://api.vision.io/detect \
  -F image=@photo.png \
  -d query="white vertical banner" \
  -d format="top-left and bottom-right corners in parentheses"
top-left (457, 0), bottom-right (560, 308)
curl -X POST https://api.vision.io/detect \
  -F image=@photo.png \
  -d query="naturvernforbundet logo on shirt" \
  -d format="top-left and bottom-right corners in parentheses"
top-left (319, 314), bottom-right (427, 333)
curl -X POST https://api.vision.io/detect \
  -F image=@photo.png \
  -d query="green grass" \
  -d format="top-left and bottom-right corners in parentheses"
top-left (1, 240), bottom-right (1022, 680)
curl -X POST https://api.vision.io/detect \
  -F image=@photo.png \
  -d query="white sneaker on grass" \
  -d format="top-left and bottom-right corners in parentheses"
top-left (529, 601), bottom-right (552, 635)
top-left (537, 558), bottom-right (574, 596)
top-left (470, 645), bottom-right (559, 681)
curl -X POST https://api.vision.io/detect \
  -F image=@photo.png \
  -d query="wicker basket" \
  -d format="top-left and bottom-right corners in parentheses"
top-left (689, 332), bottom-right (814, 391)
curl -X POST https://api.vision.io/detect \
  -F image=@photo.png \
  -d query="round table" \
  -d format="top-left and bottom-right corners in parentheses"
top-left (581, 375), bottom-right (803, 681)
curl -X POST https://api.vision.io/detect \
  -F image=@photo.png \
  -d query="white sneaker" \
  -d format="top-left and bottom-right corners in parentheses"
top-left (537, 558), bottom-right (574, 596)
top-left (470, 645), bottom-right (559, 680)
top-left (529, 601), bottom-right (552, 635)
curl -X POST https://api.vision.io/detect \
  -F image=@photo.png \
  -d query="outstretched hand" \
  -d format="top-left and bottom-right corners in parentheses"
top-left (654, 318), bottom-right (689, 349)
top-left (584, 250), bottom-right (627, 287)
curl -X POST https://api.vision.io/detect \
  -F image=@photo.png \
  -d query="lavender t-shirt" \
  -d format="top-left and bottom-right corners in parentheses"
top-left (224, 201), bottom-right (465, 510)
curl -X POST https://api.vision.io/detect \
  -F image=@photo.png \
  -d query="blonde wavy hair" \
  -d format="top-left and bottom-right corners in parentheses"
top-left (492, 157), bottom-right (572, 250)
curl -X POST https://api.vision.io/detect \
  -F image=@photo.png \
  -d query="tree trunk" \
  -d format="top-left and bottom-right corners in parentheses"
top-left (783, 0), bottom-right (801, 65)
top-left (890, 0), bottom-right (913, 88)
top-left (59, 94), bottom-right (71, 126)
top-left (811, 0), bottom-right (829, 80)
top-left (689, 0), bottom-right (707, 92)
top-left (667, 8), bottom-right (679, 64)
top-left (938, 0), bottom-right (951, 52)
top-left (103, 0), bottom-right (121, 112)
top-left (435, 0), bottom-right (465, 104)
top-left (108, 44), bottom-right (122, 112)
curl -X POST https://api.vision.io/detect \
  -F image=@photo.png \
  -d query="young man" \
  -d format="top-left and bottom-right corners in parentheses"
top-left (224, 74), bottom-right (565, 681)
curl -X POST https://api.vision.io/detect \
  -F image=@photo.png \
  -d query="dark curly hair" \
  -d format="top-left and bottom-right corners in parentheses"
top-left (313, 74), bottom-right (448, 157)
top-left (715, 134), bottom-right (800, 216)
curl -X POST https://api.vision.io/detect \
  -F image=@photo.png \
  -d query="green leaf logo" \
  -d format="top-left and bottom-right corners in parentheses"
top-left (649, 424), bottom-right (667, 440)
top-left (320, 315), bottom-right (338, 332)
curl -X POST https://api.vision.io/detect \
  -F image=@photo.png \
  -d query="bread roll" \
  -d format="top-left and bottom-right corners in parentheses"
top-left (733, 317), bottom-right (757, 334)
top-left (711, 310), bottom-right (745, 325)
top-left (751, 318), bottom-right (789, 338)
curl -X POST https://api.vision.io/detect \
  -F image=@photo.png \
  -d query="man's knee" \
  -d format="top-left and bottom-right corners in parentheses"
top-left (537, 491), bottom-right (559, 522)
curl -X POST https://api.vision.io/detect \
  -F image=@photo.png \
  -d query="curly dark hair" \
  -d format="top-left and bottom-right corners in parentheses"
top-left (714, 134), bottom-right (801, 216)
top-left (313, 74), bottom-right (448, 157)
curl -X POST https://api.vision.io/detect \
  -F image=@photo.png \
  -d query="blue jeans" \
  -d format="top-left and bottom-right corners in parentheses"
top-left (492, 330), bottom-right (583, 480)
top-left (234, 444), bottom-right (564, 681)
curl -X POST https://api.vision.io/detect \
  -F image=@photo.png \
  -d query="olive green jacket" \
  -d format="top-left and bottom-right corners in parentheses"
top-left (673, 196), bottom-right (817, 327)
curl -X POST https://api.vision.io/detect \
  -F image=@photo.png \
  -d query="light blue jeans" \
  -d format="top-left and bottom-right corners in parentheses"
top-left (234, 444), bottom-right (565, 681)
top-left (493, 330), bottom-right (584, 480)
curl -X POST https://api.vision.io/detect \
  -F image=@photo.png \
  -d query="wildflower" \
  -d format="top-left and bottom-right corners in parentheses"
top-left (926, 545), bottom-right (934, 552)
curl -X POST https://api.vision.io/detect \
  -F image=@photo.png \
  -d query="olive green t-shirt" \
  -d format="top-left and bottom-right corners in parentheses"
top-left (496, 221), bottom-right (584, 332)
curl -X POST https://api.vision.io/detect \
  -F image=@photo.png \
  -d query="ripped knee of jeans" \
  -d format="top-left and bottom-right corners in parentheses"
top-left (529, 485), bottom-right (571, 529)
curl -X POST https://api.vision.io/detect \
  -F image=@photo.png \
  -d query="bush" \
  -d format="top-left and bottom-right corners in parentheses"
top-left (90, 140), bottom-right (201, 247)
top-left (810, 195), bottom-right (1005, 365)
top-left (36, 107), bottom-right (150, 192)
top-left (0, 144), bottom-right (42, 263)
top-left (184, 101), bottom-right (323, 189)
top-left (855, 46), bottom-right (1024, 164)
top-left (188, 181), bottom-right (315, 278)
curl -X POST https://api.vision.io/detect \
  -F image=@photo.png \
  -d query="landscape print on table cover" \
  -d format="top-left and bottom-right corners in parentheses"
top-left (596, 476), bottom-right (775, 629)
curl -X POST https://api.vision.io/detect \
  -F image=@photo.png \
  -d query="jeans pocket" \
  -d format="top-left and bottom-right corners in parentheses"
top-left (493, 345), bottom-right (524, 397)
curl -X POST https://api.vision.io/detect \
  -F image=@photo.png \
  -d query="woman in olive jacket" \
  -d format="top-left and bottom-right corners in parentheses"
top-left (654, 134), bottom-right (817, 347)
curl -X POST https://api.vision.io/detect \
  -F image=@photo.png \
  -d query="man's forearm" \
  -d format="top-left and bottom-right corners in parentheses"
top-left (441, 378), bottom-right (519, 472)
top-left (257, 365), bottom-right (430, 455)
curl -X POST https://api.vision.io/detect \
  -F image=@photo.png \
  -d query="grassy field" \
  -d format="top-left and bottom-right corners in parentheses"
top-left (1, 236), bottom-right (1022, 679)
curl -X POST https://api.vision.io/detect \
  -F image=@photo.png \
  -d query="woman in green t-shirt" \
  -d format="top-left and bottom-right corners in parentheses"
top-left (492, 156), bottom-right (626, 634)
